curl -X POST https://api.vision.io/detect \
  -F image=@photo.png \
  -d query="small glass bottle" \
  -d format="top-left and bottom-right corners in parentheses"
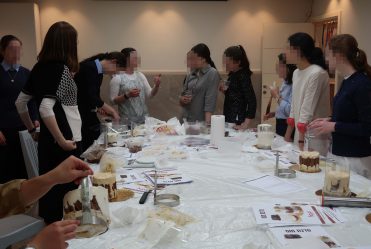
top-left (322, 157), bottom-right (351, 197)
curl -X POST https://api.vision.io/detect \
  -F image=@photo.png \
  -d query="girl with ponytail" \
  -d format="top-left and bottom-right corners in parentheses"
top-left (221, 45), bottom-right (256, 130)
top-left (180, 43), bottom-right (220, 124)
top-left (284, 32), bottom-right (330, 149)
top-left (309, 34), bottom-right (371, 179)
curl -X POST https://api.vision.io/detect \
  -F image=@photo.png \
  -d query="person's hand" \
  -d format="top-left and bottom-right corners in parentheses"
top-left (0, 131), bottom-right (6, 145)
top-left (58, 139), bottom-right (77, 151)
top-left (308, 120), bottom-right (335, 136)
top-left (284, 133), bottom-right (293, 142)
top-left (34, 120), bottom-right (40, 128)
top-left (29, 220), bottom-right (80, 249)
top-left (47, 156), bottom-right (93, 185)
top-left (97, 108), bottom-right (107, 116)
top-left (263, 112), bottom-right (275, 121)
top-left (308, 117), bottom-right (331, 128)
top-left (234, 120), bottom-right (250, 131)
top-left (111, 111), bottom-right (120, 122)
top-left (128, 88), bottom-right (140, 98)
top-left (180, 95), bottom-right (192, 105)
top-left (218, 81), bottom-right (225, 93)
top-left (154, 74), bottom-right (161, 87)
top-left (270, 86), bottom-right (279, 99)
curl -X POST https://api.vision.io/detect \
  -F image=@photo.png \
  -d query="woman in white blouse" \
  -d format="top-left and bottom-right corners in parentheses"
top-left (110, 48), bottom-right (161, 124)
top-left (285, 32), bottom-right (330, 149)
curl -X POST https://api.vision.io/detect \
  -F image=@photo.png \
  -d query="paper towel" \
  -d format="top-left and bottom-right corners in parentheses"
top-left (210, 115), bottom-right (225, 147)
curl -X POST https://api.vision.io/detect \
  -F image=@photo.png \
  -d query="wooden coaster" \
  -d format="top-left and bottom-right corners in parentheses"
top-left (289, 164), bottom-right (321, 173)
top-left (365, 213), bottom-right (371, 223)
top-left (315, 189), bottom-right (357, 197)
top-left (110, 189), bottom-right (134, 202)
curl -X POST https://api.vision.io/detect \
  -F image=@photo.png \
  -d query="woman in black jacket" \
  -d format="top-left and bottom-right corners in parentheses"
top-left (221, 45), bottom-right (257, 130)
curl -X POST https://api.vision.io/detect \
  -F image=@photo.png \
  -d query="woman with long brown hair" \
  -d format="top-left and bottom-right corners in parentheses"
top-left (16, 21), bottom-right (82, 223)
top-left (309, 34), bottom-right (371, 179)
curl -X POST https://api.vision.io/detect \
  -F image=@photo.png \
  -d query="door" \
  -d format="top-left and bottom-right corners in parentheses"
top-left (261, 23), bottom-right (314, 129)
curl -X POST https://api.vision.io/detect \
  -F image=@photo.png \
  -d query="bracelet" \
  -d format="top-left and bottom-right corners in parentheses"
top-left (28, 127), bottom-right (36, 134)
top-left (298, 140), bottom-right (305, 144)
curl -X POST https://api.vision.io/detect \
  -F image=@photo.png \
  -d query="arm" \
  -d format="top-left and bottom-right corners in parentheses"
top-left (204, 70), bottom-right (220, 123)
top-left (39, 98), bottom-right (76, 151)
top-left (150, 74), bottom-right (161, 97)
top-left (15, 92), bottom-right (35, 131)
top-left (241, 76), bottom-right (257, 129)
top-left (110, 75), bottom-right (129, 104)
top-left (98, 103), bottom-right (120, 121)
top-left (19, 156), bottom-right (92, 207)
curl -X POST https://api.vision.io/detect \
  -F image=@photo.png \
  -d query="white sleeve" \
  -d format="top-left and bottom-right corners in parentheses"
top-left (15, 92), bottom-right (33, 114)
top-left (39, 98), bottom-right (56, 118)
top-left (298, 70), bottom-right (329, 124)
top-left (138, 72), bottom-right (152, 98)
top-left (110, 74), bottom-right (121, 104)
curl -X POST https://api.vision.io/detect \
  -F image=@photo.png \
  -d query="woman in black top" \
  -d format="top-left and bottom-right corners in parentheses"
top-left (75, 52), bottom-right (122, 152)
top-left (309, 34), bottom-right (371, 178)
top-left (221, 45), bottom-right (256, 130)
top-left (16, 21), bottom-right (81, 223)
top-left (0, 35), bottom-right (39, 183)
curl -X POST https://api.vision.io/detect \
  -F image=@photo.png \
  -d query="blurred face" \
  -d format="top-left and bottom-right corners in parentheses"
top-left (223, 55), bottom-right (240, 72)
top-left (325, 47), bottom-right (337, 74)
top-left (276, 61), bottom-right (287, 79)
top-left (192, 53), bottom-right (205, 69)
top-left (128, 51), bottom-right (139, 68)
top-left (285, 45), bottom-right (300, 65)
top-left (2, 40), bottom-right (21, 64)
top-left (102, 59), bottom-right (117, 75)
top-left (186, 51), bottom-right (196, 70)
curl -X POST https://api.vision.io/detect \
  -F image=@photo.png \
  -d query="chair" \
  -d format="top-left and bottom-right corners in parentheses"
top-left (0, 214), bottom-right (44, 249)
top-left (18, 130), bottom-right (39, 178)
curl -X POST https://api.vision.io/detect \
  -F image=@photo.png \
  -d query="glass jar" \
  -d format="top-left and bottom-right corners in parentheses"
top-left (322, 157), bottom-right (351, 197)
top-left (257, 124), bottom-right (274, 149)
top-left (304, 129), bottom-right (330, 157)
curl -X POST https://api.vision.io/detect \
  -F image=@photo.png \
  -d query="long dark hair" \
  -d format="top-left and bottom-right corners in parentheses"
top-left (329, 34), bottom-right (371, 79)
top-left (278, 53), bottom-right (296, 85)
top-left (191, 43), bottom-right (216, 69)
top-left (288, 32), bottom-right (327, 69)
top-left (38, 21), bottom-right (79, 72)
top-left (0, 35), bottom-right (22, 62)
top-left (224, 45), bottom-right (252, 76)
top-left (121, 47), bottom-right (136, 68)
top-left (81, 52), bottom-right (126, 68)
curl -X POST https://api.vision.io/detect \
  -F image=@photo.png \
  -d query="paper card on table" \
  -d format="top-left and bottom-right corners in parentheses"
top-left (118, 173), bottom-right (146, 184)
top-left (117, 179), bottom-right (153, 193)
top-left (269, 226), bottom-right (342, 248)
top-left (260, 151), bottom-right (293, 167)
top-left (243, 175), bottom-right (306, 194)
top-left (144, 169), bottom-right (193, 185)
top-left (252, 204), bottom-right (345, 226)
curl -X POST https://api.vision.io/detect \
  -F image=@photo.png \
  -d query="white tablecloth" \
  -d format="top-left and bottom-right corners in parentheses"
top-left (69, 132), bottom-right (371, 249)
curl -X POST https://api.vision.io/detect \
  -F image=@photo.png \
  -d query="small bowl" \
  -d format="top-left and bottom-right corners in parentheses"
top-left (126, 137), bottom-right (145, 153)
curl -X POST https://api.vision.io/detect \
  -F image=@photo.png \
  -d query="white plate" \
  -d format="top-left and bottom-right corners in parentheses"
top-left (136, 156), bottom-right (156, 164)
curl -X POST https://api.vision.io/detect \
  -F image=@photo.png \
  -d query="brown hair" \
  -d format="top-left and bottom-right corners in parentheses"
top-left (38, 21), bottom-right (79, 72)
top-left (329, 34), bottom-right (371, 79)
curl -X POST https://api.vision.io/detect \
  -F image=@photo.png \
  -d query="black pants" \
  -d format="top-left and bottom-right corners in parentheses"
top-left (276, 118), bottom-right (295, 139)
top-left (0, 127), bottom-right (28, 183)
top-left (81, 123), bottom-right (100, 152)
top-left (38, 138), bottom-right (82, 224)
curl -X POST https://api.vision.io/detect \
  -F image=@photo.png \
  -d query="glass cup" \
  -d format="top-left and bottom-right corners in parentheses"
top-left (323, 156), bottom-right (351, 197)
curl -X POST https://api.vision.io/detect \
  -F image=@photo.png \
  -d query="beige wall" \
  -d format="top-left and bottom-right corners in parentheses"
top-left (34, 0), bottom-right (311, 71)
top-left (0, 3), bottom-right (40, 69)
top-left (312, 0), bottom-right (371, 57)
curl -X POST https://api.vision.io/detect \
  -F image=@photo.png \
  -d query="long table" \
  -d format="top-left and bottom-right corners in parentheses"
top-left (69, 132), bottom-right (371, 249)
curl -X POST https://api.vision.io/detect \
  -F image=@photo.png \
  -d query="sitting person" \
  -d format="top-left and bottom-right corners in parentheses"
top-left (264, 53), bottom-right (296, 138)
top-left (110, 47), bottom-right (161, 125)
top-left (0, 156), bottom-right (93, 249)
